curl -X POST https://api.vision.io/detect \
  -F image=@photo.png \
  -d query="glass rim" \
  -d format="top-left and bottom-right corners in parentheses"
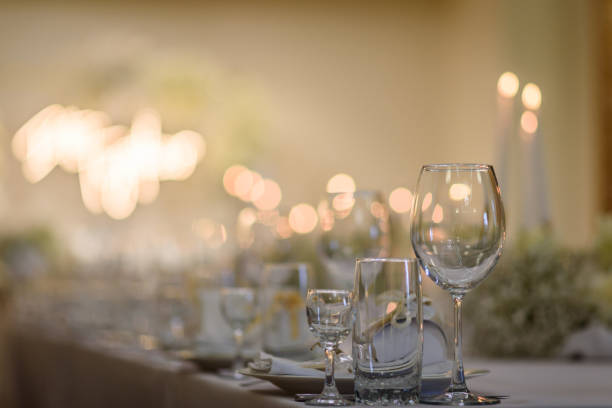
top-left (264, 262), bottom-right (311, 269)
top-left (422, 163), bottom-right (493, 171)
top-left (307, 288), bottom-right (352, 294)
top-left (356, 257), bottom-right (417, 264)
top-left (220, 286), bottom-right (256, 292)
top-left (325, 190), bottom-right (382, 197)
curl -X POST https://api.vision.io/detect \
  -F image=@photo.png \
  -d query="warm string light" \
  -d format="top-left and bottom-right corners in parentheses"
top-left (13, 105), bottom-right (206, 220)
top-left (223, 164), bottom-right (282, 211)
top-left (388, 187), bottom-right (413, 214)
top-left (288, 203), bottom-right (318, 234)
top-left (326, 173), bottom-right (356, 193)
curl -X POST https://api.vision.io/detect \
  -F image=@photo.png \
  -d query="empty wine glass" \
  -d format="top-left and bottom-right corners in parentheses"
top-left (219, 287), bottom-right (257, 379)
top-left (411, 164), bottom-right (505, 405)
top-left (318, 191), bottom-right (390, 290)
top-left (305, 289), bottom-right (353, 406)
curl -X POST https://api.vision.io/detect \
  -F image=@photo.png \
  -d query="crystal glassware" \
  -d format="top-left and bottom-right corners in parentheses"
top-left (411, 163), bottom-right (505, 405)
top-left (318, 191), bottom-right (390, 290)
top-left (260, 263), bottom-right (315, 358)
top-left (305, 289), bottom-right (353, 406)
top-left (219, 287), bottom-right (257, 379)
top-left (353, 258), bottom-right (423, 405)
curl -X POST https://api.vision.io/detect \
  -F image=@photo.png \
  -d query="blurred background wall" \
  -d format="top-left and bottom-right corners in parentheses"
top-left (0, 0), bottom-right (601, 249)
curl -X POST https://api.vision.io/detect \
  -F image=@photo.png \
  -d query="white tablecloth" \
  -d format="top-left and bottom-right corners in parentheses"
top-left (6, 327), bottom-right (612, 408)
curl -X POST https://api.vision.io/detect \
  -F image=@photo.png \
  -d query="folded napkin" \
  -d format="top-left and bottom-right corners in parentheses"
top-left (249, 320), bottom-right (448, 378)
top-left (248, 351), bottom-right (338, 377)
top-left (561, 324), bottom-right (612, 359)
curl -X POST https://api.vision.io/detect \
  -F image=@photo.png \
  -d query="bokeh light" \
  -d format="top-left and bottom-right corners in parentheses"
top-left (276, 216), bottom-right (293, 239)
top-left (449, 183), bottom-right (471, 201)
top-left (238, 207), bottom-right (258, 227)
top-left (253, 179), bottom-right (282, 210)
top-left (233, 169), bottom-right (255, 198)
top-left (421, 192), bottom-right (433, 211)
top-left (521, 111), bottom-right (539, 134)
top-left (521, 83), bottom-right (542, 110)
top-left (497, 72), bottom-right (519, 98)
top-left (13, 105), bottom-right (206, 219)
top-left (223, 165), bottom-right (248, 196)
top-left (326, 173), bottom-right (356, 193)
top-left (389, 187), bottom-right (413, 213)
top-left (288, 203), bottom-right (318, 234)
top-left (432, 204), bottom-right (444, 223)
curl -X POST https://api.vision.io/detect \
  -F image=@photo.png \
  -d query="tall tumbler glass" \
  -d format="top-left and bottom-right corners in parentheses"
top-left (353, 258), bottom-right (423, 406)
top-left (260, 263), bottom-right (315, 358)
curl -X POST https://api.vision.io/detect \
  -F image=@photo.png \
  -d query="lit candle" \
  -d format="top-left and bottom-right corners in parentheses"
top-left (519, 83), bottom-right (550, 229)
top-left (496, 72), bottom-right (519, 190)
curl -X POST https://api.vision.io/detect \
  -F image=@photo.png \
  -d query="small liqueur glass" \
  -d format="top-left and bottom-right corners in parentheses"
top-left (305, 289), bottom-right (353, 406)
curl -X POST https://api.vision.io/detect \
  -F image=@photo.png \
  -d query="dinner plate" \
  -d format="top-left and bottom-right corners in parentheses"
top-left (238, 368), bottom-right (489, 396)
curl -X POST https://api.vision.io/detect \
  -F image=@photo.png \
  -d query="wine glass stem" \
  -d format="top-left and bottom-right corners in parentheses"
top-left (323, 345), bottom-right (337, 395)
top-left (451, 294), bottom-right (468, 393)
top-left (232, 328), bottom-right (244, 372)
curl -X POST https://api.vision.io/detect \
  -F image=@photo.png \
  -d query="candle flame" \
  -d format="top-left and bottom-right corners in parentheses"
top-left (522, 83), bottom-right (542, 110)
top-left (497, 72), bottom-right (519, 98)
top-left (521, 111), bottom-right (538, 135)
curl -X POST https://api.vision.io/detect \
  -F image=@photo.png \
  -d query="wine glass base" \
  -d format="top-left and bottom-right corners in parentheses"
top-left (421, 391), bottom-right (500, 405)
top-left (304, 395), bottom-right (352, 406)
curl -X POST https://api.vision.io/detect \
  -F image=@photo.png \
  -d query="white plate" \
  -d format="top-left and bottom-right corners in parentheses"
top-left (238, 368), bottom-right (489, 395)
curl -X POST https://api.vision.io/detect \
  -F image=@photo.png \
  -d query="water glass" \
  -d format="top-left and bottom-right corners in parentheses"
top-left (260, 263), bottom-right (315, 358)
top-left (353, 258), bottom-right (423, 405)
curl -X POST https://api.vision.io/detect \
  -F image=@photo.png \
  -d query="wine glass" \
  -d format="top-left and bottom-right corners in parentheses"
top-left (305, 289), bottom-right (353, 406)
top-left (219, 287), bottom-right (257, 379)
top-left (318, 191), bottom-right (390, 290)
top-left (411, 164), bottom-right (505, 405)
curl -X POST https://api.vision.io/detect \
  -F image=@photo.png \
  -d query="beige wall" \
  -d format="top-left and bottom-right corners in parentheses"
top-left (0, 0), bottom-right (600, 247)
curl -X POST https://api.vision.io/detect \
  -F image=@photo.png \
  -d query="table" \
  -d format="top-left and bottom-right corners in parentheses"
top-left (6, 327), bottom-right (612, 408)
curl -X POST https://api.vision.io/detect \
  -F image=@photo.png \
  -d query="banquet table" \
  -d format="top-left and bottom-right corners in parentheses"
top-left (6, 326), bottom-right (612, 408)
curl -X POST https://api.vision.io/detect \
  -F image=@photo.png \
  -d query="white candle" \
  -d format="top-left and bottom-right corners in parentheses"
top-left (496, 72), bottom-right (519, 190)
top-left (520, 83), bottom-right (550, 229)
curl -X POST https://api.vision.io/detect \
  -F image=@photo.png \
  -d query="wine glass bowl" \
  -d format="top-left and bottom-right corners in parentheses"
top-left (411, 163), bottom-right (505, 405)
top-left (306, 290), bottom-right (352, 345)
top-left (411, 164), bottom-right (505, 294)
top-left (220, 288), bottom-right (257, 329)
top-left (318, 191), bottom-right (390, 290)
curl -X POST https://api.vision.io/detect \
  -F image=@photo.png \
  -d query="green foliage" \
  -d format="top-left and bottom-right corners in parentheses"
top-left (464, 229), bottom-right (596, 357)
top-left (594, 215), bottom-right (612, 271)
